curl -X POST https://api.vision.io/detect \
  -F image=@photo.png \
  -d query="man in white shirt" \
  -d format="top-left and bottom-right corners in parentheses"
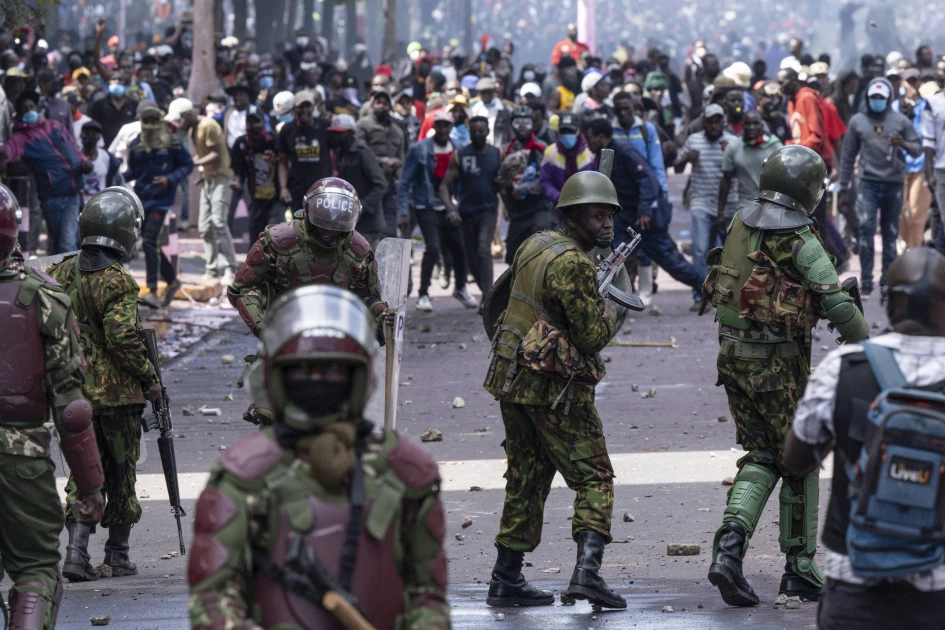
top-left (471, 77), bottom-right (511, 148)
top-left (921, 86), bottom-right (945, 251)
top-left (785, 247), bottom-right (945, 628)
top-left (78, 120), bottom-right (121, 206)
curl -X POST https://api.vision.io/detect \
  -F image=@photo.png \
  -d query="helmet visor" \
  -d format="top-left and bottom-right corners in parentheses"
top-left (304, 187), bottom-right (361, 232)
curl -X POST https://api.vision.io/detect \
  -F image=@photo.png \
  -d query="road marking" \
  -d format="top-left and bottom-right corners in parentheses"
top-left (56, 451), bottom-right (833, 501)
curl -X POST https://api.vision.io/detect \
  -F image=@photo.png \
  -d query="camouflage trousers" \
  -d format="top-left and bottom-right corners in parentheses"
top-left (496, 401), bottom-right (615, 552)
top-left (0, 454), bottom-right (63, 628)
top-left (716, 342), bottom-right (812, 549)
top-left (65, 407), bottom-right (143, 528)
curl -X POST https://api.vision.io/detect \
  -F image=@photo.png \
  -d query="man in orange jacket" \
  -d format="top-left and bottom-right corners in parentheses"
top-left (550, 24), bottom-right (590, 67)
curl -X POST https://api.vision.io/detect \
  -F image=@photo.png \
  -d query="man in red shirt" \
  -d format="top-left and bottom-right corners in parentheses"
top-left (550, 24), bottom-right (590, 67)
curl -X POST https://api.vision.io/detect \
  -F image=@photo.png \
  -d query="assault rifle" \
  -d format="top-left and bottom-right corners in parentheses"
top-left (141, 328), bottom-right (187, 555)
top-left (598, 226), bottom-right (646, 312)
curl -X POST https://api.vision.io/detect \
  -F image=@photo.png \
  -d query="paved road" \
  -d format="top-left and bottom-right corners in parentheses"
top-left (3, 172), bottom-right (892, 628)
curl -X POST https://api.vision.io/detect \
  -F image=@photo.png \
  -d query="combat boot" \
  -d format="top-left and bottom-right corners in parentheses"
top-left (779, 555), bottom-right (824, 602)
top-left (103, 524), bottom-right (138, 577)
top-left (708, 522), bottom-right (759, 606)
top-left (486, 543), bottom-right (554, 607)
top-left (62, 520), bottom-right (99, 582)
top-left (565, 531), bottom-right (627, 609)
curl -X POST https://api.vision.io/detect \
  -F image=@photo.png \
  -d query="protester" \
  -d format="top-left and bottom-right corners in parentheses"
top-left (540, 113), bottom-right (596, 224)
top-left (277, 90), bottom-right (332, 213)
top-left (230, 109), bottom-right (281, 243)
top-left (78, 120), bottom-right (122, 207)
top-left (356, 89), bottom-right (405, 239)
top-left (719, 109), bottom-right (783, 220)
top-left (500, 106), bottom-right (550, 263)
top-left (327, 113), bottom-right (388, 247)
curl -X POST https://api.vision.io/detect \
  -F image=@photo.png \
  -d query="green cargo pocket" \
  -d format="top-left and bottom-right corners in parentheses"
top-left (568, 436), bottom-right (608, 461)
top-left (749, 372), bottom-right (783, 393)
top-left (16, 458), bottom-right (49, 480)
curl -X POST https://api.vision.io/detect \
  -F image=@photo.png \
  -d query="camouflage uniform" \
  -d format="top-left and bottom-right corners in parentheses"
top-left (484, 230), bottom-right (616, 551)
top-left (48, 256), bottom-right (158, 528)
top-left (0, 264), bottom-right (95, 629)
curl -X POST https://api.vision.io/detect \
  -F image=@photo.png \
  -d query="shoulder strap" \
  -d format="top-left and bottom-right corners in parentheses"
top-left (69, 256), bottom-right (108, 345)
top-left (861, 342), bottom-right (908, 390)
top-left (514, 233), bottom-right (580, 272)
top-left (14, 273), bottom-right (44, 309)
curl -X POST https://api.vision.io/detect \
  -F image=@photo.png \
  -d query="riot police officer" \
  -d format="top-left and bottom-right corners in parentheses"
top-left (227, 176), bottom-right (395, 426)
top-left (484, 170), bottom-right (626, 610)
top-left (188, 285), bottom-right (449, 630)
top-left (48, 187), bottom-right (161, 583)
top-left (0, 183), bottom-right (105, 629)
top-left (701, 145), bottom-right (870, 607)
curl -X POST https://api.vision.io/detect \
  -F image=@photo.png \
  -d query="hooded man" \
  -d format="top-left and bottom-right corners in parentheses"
top-left (540, 113), bottom-right (596, 226)
top-left (471, 77), bottom-right (512, 148)
top-left (839, 77), bottom-right (922, 297)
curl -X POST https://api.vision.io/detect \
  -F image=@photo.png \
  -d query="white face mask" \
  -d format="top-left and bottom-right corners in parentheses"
top-left (848, 93), bottom-right (855, 106)
top-left (297, 36), bottom-right (309, 47)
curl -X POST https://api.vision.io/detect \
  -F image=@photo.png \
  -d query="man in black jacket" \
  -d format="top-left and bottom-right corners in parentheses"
top-left (231, 110), bottom-right (281, 243)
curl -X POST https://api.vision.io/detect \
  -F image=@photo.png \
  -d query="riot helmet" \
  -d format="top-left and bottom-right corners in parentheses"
top-left (886, 247), bottom-right (945, 336)
top-left (0, 184), bottom-right (20, 271)
top-left (757, 145), bottom-right (828, 216)
top-left (261, 285), bottom-right (377, 432)
top-left (556, 171), bottom-right (622, 214)
top-left (79, 187), bottom-right (143, 257)
top-left (302, 177), bottom-right (361, 233)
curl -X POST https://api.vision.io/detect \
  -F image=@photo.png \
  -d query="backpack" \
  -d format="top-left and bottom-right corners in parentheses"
top-left (845, 342), bottom-right (945, 579)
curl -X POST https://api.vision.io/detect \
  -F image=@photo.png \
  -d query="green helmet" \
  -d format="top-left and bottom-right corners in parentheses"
top-left (757, 145), bottom-right (828, 216)
top-left (79, 187), bottom-right (143, 257)
top-left (556, 171), bottom-right (622, 214)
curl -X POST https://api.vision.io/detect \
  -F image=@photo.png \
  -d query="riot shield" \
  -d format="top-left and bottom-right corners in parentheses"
top-left (364, 237), bottom-right (412, 429)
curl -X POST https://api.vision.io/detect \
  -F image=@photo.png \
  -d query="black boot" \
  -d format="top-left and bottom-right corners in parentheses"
top-left (708, 523), bottom-right (760, 607)
top-left (103, 524), bottom-right (138, 577)
top-left (565, 531), bottom-right (627, 609)
top-left (62, 520), bottom-right (99, 582)
top-left (779, 559), bottom-right (824, 602)
top-left (486, 544), bottom-right (554, 607)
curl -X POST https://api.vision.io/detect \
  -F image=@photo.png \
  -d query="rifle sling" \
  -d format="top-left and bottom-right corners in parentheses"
top-left (338, 421), bottom-right (371, 591)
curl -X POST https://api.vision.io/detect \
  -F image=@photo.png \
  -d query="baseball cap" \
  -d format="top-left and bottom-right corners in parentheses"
top-left (520, 82), bottom-right (542, 99)
top-left (920, 81), bottom-right (943, 100)
top-left (433, 109), bottom-right (454, 123)
top-left (903, 68), bottom-right (921, 82)
top-left (476, 77), bottom-right (497, 92)
top-left (704, 103), bottom-right (725, 119)
top-left (885, 67), bottom-right (902, 79)
top-left (136, 99), bottom-right (161, 117)
top-left (164, 98), bottom-right (194, 123)
top-left (72, 67), bottom-right (91, 81)
top-left (81, 120), bottom-right (103, 134)
top-left (867, 81), bottom-right (892, 99)
top-left (327, 113), bottom-right (356, 131)
top-left (294, 90), bottom-right (316, 106)
top-left (809, 61), bottom-right (829, 76)
top-left (581, 71), bottom-right (605, 93)
top-left (558, 113), bottom-right (579, 133)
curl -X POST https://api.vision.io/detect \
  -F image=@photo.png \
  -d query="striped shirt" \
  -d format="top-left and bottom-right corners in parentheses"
top-left (679, 131), bottom-right (739, 215)
top-left (792, 332), bottom-right (945, 591)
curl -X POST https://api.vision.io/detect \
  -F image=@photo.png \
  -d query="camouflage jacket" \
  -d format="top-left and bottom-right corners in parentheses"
top-left (227, 220), bottom-right (387, 336)
top-left (188, 427), bottom-right (450, 630)
top-left (485, 231), bottom-right (614, 408)
top-left (48, 256), bottom-right (157, 410)
top-left (0, 267), bottom-right (88, 458)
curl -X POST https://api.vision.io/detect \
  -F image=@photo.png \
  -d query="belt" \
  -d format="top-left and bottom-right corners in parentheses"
top-left (722, 339), bottom-right (801, 360)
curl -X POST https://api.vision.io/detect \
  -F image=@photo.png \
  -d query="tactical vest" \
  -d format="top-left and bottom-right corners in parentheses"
top-left (263, 221), bottom-right (372, 294)
top-left (488, 231), bottom-right (602, 407)
top-left (703, 215), bottom-right (816, 343)
top-left (0, 272), bottom-right (49, 425)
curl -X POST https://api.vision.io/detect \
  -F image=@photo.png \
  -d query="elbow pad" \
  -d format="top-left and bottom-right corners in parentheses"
top-left (821, 291), bottom-right (870, 343)
top-left (793, 229), bottom-right (841, 292)
top-left (59, 399), bottom-right (105, 495)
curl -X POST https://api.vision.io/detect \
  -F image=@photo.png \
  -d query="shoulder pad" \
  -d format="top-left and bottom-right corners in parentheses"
top-left (267, 221), bottom-right (302, 250)
top-left (793, 230), bottom-right (840, 291)
top-left (738, 201), bottom-right (812, 230)
top-left (385, 434), bottom-right (440, 489)
top-left (188, 532), bottom-right (230, 587)
top-left (348, 231), bottom-right (372, 257)
top-left (219, 431), bottom-right (284, 482)
top-left (244, 239), bottom-right (267, 266)
top-left (193, 486), bottom-right (238, 534)
top-left (30, 268), bottom-right (61, 287)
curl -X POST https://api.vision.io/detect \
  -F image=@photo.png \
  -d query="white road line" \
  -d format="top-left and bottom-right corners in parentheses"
top-left (56, 450), bottom-right (832, 501)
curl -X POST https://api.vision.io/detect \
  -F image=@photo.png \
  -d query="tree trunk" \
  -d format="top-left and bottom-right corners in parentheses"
top-left (233, 0), bottom-right (248, 40)
top-left (382, 0), bottom-right (396, 64)
top-left (303, 0), bottom-right (314, 37)
top-left (189, 0), bottom-right (217, 107)
top-left (345, 0), bottom-right (357, 55)
top-left (213, 0), bottom-right (225, 37)
top-left (321, 0), bottom-right (334, 49)
top-left (254, 0), bottom-right (281, 52)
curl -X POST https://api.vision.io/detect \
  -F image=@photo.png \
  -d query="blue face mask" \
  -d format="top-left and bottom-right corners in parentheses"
top-left (259, 76), bottom-right (274, 90)
top-left (868, 98), bottom-right (888, 113)
top-left (559, 133), bottom-right (578, 149)
top-left (21, 110), bottom-right (40, 124)
top-left (277, 113), bottom-right (293, 123)
top-left (108, 83), bottom-right (127, 98)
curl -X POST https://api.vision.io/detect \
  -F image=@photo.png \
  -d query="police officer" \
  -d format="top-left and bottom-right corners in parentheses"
top-left (227, 176), bottom-right (395, 426)
top-left (188, 285), bottom-right (450, 630)
top-left (785, 247), bottom-right (945, 628)
top-left (0, 184), bottom-right (106, 629)
top-left (484, 170), bottom-right (625, 610)
top-left (701, 145), bottom-right (870, 607)
top-left (48, 187), bottom-right (161, 583)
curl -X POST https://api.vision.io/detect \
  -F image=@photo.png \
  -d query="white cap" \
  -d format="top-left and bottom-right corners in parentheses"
top-left (165, 98), bottom-right (194, 123)
top-left (272, 91), bottom-right (295, 116)
top-left (221, 36), bottom-right (239, 48)
top-left (581, 71), bottom-right (605, 93)
top-left (867, 80), bottom-right (891, 100)
top-left (779, 56), bottom-right (802, 72)
top-left (519, 82), bottom-right (542, 99)
top-left (722, 61), bottom-right (752, 88)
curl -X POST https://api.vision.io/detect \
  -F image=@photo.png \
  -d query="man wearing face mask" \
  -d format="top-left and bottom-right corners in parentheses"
top-left (283, 28), bottom-right (316, 75)
top-left (499, 106), bottom-right (549, 262)
top-left (439, 116), bottom-right (503, 304)
top-left (124, 101), bottom-right (194, 308)
top-left (484, 170), bottom-right (627, 612)
top-left (78, 120), bottom-right (122, 209)
top-left (840, 77), bottom-right (922, 298)
top-left (540, 114), bottom-right (596, 226)
top-left (89, 77), bottom-right (139, 147)
top-left (471, 77), bottom-right (512, 148)
top-left (756, 81), bottom-right (790, 143)
top-left (356, 90), bottom-right (405, 239)
top-left (277, 90), bottom-right (332, 214)
top-left (326, 114), bottom-right (388, 248)
top-left (270, 90), bottom-right (294, 133)
top-left (231, 110), bottom-right (282, 248)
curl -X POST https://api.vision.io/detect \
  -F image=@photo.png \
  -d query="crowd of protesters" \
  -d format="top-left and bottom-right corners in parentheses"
top-left (2, 10), bottom-right (945, 313)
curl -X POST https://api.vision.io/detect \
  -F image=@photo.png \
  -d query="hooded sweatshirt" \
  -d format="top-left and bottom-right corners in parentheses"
top-left (839, 77), bottom-right (922, 185)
